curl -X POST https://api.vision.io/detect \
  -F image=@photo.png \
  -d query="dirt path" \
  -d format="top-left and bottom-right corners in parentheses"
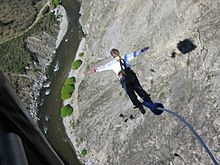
top-left (0, 0), bottom-right (50, 44)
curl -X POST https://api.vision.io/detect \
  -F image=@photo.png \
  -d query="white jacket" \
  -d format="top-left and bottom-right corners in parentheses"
top-left (96, 49), bottom-right (144, 78)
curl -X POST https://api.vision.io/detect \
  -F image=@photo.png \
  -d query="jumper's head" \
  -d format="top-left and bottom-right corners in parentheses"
top-left (110, 48), bottom-right (120, 60)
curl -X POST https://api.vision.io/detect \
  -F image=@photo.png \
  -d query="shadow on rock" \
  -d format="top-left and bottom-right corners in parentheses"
top-left (177, 39), bottom-right (197, 54)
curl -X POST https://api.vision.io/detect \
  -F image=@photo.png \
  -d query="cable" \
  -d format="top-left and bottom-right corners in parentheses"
top-left (157, 107), bottom-right (219, 165)
top-left (142, 101), bottom-right (219, 165)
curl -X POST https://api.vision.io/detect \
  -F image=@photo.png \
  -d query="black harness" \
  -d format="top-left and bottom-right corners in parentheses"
top-left (119, 58), bottom-right (133, 76)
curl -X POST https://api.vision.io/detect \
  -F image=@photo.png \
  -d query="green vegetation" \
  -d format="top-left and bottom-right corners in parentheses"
top-left (207, 74), bottom-right (213, 80)
top-left (76, 138), bottom-right (83, 145)
top-left (53, 0), bottom-right (60, 7)
top-left (0, 0), bottom-right (45, 42)
top-left (71, 60), bottom-right (82, 70)
top-left (80, 149), bottom-right (88, 157)
top-left (70, 119), bottom-right (80, 129)
top-left (0, 38), bottom-right (31, 73)
top-left (61, 83), bottom-right (75, 100)
top-left (61, 77), bottom-right (76, 100)
top-left (79, 52), bottom-right (84, 57)
top-left (0, 10), bottom-right (58, 74)
top-left (65, 77), bottom-right (76, 86)
top-left (24, 12), bottom-right (59, 38)
top-left (60, 105), bottom-right (73, 117)
top-left (186, 59), bottom-right (190, 66)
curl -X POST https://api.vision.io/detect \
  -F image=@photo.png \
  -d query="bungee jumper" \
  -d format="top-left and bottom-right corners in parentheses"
top-left (88, 48), bottom-right (219, 164)
top-left (89, 47), bottom-right (153, 115)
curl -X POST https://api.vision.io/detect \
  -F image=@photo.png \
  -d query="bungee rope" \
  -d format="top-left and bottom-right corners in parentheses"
top-left (142, 101), bottom-right (219, 165)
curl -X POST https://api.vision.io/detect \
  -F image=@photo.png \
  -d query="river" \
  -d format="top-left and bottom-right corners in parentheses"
top-left (38, 0), bottom-right (83, 164)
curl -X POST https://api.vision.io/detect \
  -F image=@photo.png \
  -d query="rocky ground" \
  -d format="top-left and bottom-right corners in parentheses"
top-left (64, 0), bottom-right (220, 164)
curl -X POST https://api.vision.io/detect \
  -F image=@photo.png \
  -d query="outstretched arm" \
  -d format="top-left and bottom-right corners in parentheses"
top-left (124, 47), bottom-right (149, 62)
top-left (88, 61), bottom-right (114, 74)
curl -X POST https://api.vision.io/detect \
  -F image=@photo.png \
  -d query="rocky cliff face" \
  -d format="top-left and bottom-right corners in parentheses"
top-left (24, 31), bottom-right (57, 119)
top-left (66, 1), bottom-right (220, 164)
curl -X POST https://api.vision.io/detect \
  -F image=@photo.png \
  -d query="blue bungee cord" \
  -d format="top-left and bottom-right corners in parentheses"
top-left (142, 101), bottom-right (219, 165)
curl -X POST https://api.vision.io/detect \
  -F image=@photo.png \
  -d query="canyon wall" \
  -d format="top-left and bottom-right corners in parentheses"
top-left (65, 1), bottom-right (220, 164)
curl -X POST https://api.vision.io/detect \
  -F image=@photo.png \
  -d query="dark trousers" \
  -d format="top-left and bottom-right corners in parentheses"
top-left (119, 70), bottom-right (153, 107)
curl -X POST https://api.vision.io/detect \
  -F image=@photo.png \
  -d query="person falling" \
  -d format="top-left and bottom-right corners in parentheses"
top-left (89, 47), bottom-right (153, 115)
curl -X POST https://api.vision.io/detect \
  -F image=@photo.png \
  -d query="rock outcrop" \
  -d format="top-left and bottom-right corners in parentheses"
top-left (65, 1), bottom-right (220, 164)
top-left (25, 31), bottom-right (57, 120)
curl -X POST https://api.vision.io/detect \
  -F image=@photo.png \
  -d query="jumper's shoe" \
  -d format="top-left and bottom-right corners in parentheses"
top-left (138, 105), bottom-right (146, 115)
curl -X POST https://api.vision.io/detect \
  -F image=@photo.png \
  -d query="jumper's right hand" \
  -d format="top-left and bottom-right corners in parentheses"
top-left (141, 46), bottom-right (149, 52)
top-left (88, 67), bottom-right (96, 74)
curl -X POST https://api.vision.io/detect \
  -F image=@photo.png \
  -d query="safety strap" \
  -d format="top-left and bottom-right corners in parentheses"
top-left (119, 58), bottom-right (127, 71)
